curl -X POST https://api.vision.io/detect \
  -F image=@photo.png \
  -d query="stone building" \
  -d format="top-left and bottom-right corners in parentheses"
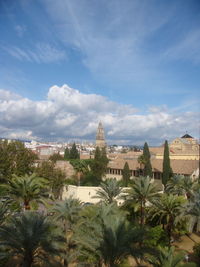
top-left (106, 134), bottom-right (199, 181)
top-left (96, 121), bottom-right (106, 148)
top-left (150, 134), bottom-right (199, 160)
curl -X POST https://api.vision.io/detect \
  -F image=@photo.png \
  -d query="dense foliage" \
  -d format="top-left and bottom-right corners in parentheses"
top-left (0, 140), bottom-right (37, 181)
top-left (0, 141), bottom-right (199, 266)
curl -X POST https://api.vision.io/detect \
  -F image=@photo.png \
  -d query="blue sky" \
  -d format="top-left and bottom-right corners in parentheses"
top-left (0, 0), bottom-right (199, 144)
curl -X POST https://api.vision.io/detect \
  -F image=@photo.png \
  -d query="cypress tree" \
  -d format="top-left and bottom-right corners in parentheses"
top-left (91, 147), bottom-right (108, 182)
top-left (143, 142), bottom-right (153, 177)
top-left (94, 146), bottom-right (101, 161)
top-left (122, 162), bottom-right (131, 187)
top-left (64, 147), bottom-right (70, 160)
top-left (162, 140), bottom-right (172, 186)
top-left (69, 143), bottom-right (80, 159)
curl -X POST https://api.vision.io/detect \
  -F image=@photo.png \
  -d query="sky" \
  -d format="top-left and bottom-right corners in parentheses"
top-left (0, 0), bottom-right (199, 145)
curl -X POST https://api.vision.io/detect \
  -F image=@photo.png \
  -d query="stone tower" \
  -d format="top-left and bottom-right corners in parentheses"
top-left (96, 122), bottom-right (106, 148)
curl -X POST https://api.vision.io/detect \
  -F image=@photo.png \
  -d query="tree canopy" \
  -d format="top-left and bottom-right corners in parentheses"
top-left (0, 140), bottom-right (37, 181)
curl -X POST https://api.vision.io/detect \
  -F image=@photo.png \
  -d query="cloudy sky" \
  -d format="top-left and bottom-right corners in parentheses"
top-left (0, 0), bottom-right (199, 145)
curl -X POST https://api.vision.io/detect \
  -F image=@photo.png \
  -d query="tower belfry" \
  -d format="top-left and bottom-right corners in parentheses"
top-left (96, 122), bottom-right (106, 148)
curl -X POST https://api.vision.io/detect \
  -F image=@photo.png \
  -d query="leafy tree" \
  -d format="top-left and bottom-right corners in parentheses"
top-left (93, 179), bottom-right (123, 204)
top-left (64, 147), bottom-right (70, 160)
top-left (70, 159), bottom-right (89, 185)
top-left (81, 171), bottom-right (100, 186)
top-left (143, 142), bottom-right (153, 177)
top-left (162, 140), bottom-right (173, 187)
top-left (0, 140), bottom-right (37, 181)
top-left (49, 153), bottom-right (63, 163)
top-left (35, 161), bottom-right (66, 199)
top-left (122, 162), bottom-right (131, 187)
top-left (0, 173), bottom-right (49, 210)
top-left (50, 168), bottom-right (66, 199)
top-left (0, 212), bottom-right (64, 267)
top-left (125, 176), bottom-right (159, 225)
top-left (69, 143), bottom-right (80, 159)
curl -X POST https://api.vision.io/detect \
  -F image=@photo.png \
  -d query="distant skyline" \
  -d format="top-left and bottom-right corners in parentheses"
top-left (0, 0), bottom-right (199, 145)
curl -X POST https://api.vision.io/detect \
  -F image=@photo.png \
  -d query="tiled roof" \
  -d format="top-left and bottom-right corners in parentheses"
top-left (107, 158), bottom-right (199, 175)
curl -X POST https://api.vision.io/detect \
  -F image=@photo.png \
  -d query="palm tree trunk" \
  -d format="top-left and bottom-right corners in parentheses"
top-left (140, 202), bottom-right (144, 225)
top-left (22, 254), bottom-right (33, 267)
top-left (24, 200), bottom-right (30, 210)
top-left (167, 218), bottom-right (173, 246)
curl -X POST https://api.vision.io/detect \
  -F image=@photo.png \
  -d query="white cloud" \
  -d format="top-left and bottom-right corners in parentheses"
top-left (14, 25), bottom-right (26, 37)
top-left (163, 29), bottom-right (200, 64)
top-left (3, 43), bottom-right (66, 63)
top-left (0, 89), bottom-right (22, 101)
top-left (0, 84), bottom-right (199, 145)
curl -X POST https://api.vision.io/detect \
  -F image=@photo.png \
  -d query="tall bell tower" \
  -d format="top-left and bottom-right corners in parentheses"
top-left (96, 122), bottom-right (106, 148)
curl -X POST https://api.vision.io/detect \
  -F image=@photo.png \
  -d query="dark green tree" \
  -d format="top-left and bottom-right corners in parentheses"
top-left (70, 159), bottom-right (89, 185)
top-left (0, 174), bottom-right (49, 210)
top-left (94, 146), bottom-right (101, 161)
top-left (162, 140), bottom-right (173, 187)
top-left (143, 142), bottom-right (153, 177)
top-left (69, 143), bottom-right (80, 159)
top-left (90, 147), bottom-right (109, 183)
top-left (0, 212), bottom-right (64, 267)
top-left (35, 161), bottom-right (66, 199)
top-left (64, 147), bottom-right (70, 160)
top-left (122, 162), bottom-right (131, 187)
top-left (0, 140), bottom-right (37, 181)
top-left (49, 153), bottom-right (63, 163)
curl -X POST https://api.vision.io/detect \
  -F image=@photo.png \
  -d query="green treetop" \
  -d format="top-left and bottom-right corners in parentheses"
top-left (69, 143), bottom-right (80, 159)
top-left (122, 162), bottom-right (131, 187)
top-left (162, 140), bottom-right (173, 187)
top-left (143, 142), bottom-right (153, 177)
top-left (90, 146), bottom-right (109, 183)
top-left (64, 147), bottom-right (70, 160)
top-left (0, 140), bottom-right (37, 181)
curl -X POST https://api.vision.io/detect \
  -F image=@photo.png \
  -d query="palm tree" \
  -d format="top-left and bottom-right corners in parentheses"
top-left (147, 246), bottom-right (196, 267)
top-left (0, 211), bottom-right (64, 267)
top-left (52, 197), bottom-right (82, 231)
top-left (125, 176), bottom-right (159, 225)
top-left (70, 159), bottom-right (89, 185)
top-left (0, 201), bottom-right (9, 225)
top-left (184, 189), bottom-right (200, 233)
top-left (75, 206), bottom-right (147, 267)
top-left (0, 173), bottom-right (49, 210)
top-left (149, 194), bottom-right (186, 244)
top-left (137, 155), bottom-right (146, 176)
top-left (166, 175), bottom-right (194, 198)
top-left (51, 197), bottom-right (82, 266)
top-left (93, 179), bottom-right (123, 204)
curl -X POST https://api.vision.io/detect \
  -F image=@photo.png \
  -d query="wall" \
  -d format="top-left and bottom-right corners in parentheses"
top-left (62, 185), bottom-right (128, 205)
